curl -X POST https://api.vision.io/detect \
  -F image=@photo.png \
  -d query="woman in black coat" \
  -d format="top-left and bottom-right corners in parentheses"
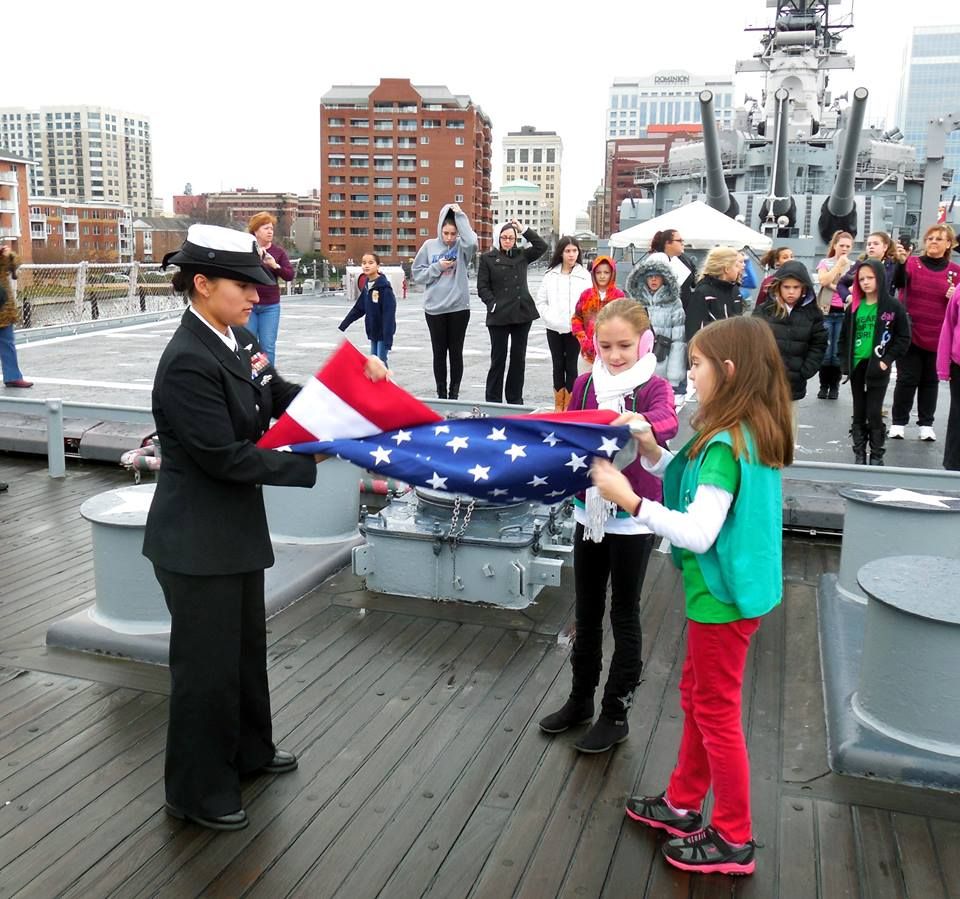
top-left (477, 219), bottom-right (547, 404)
top-left (684, 246), bottom-right (745, 341)
top-left (144, 224), bottom-right (385, 832)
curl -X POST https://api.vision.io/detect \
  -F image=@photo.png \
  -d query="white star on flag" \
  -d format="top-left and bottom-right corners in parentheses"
top-left (504, 444), bottom-right (527, 461)
top-left (427, 472), bottom-right (448, 489)
top-left (565, 452), bottom-right (588, 472)
top-left (528, 475), bottom-right (548, 487)
top-left (392, 430), bottom-right (412, 445)
top-left (369, 446), bottom-right (392, 465)
top-left (489, 488), bottom-right (509, 496)
top-left (546, 489), bottom-right (566, 498)
top-left (598, 436), bottom-right (620, 456)
top-left (543, 432), bottom-right (559, 447)
top-left (468, 463), bottom-right (490, 482)
top-left (434, 424), bottom-right (451, 436)
top-left (487, 427), bottom-right (507, 441)
top-left (446, 435), bottom-right (469, 453)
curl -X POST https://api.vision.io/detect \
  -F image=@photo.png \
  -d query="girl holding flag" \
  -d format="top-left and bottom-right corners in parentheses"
top-left (591, 315), bottom-right (794, 876)
top-left (539, 299), bottom-right (678, 753)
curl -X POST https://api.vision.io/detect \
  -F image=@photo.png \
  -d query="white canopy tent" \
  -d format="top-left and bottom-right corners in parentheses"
top-left (608, 201), bottom-right (773, 252)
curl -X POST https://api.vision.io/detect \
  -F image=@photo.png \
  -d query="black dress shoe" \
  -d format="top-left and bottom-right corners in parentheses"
top-left (260, 749), bottom-right (298, 774)
top-left (165, 803), bottom-right (248, 831)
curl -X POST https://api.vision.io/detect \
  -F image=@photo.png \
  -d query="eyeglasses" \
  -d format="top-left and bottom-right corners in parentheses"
top-left (670, 238), bottom-right (685, 244)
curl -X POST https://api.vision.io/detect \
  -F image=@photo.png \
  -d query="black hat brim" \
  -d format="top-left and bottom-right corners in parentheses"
top-left (162, 242), bottom-right (276, 286)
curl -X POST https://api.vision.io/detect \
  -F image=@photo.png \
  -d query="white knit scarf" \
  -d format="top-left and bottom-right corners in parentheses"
top-left (584, 350), bottom-right (658, 542)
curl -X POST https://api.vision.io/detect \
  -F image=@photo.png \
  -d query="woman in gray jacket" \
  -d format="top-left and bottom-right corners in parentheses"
top-left (412, 203), bottom-right (478, 399)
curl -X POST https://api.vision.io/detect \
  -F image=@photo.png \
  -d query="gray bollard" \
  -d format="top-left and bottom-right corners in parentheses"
top-left (79, 483), bottom-right (169, 633)
top-left (46, 398), bottom-right (66, 479)
top-left (836, 486), bottom-right (960, 602)
top-left (263, 457), bottom-right (359, 542)
top-left (853, 555), bottom-right (960, 758)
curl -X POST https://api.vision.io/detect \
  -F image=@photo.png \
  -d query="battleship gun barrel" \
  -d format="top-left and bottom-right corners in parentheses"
top-left (699, 90), bottom-right (739, 218)
top-left (758, 88), bottom-right (796, 233)
top-left (819, 87), bottom-right (869, 242)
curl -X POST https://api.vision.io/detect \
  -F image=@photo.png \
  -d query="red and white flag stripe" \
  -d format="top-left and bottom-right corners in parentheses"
top-left (257, 341), bottom-right (442, 450)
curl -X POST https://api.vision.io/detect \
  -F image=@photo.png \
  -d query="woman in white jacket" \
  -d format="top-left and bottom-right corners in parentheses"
top-left (536, 237), bottom-right (594, 409)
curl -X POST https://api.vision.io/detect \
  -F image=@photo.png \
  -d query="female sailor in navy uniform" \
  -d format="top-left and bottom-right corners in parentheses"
top-left (143, 225), bottom-right (382, 831)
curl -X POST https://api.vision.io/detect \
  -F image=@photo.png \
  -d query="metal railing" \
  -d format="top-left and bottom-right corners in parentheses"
top-left (8, 258), bottom-right (302, 328)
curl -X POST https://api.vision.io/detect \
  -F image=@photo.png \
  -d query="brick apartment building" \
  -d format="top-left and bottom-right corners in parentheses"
top-left (0, 150), bottom-right (33, 263)
top-left (172, 190), bottom-right (322, 246)
top-left (132, 216), bottom-right (190, 263)
top-left (27, 199), bottom-right (133, 262)
top-left (319, 79), bottom-right (492, 266)
top-left (602, 125), bottom-right (702, 237)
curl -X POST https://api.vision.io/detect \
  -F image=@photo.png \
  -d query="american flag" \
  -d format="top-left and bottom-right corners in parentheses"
top-left (258, 341), bottom-right (631, 503)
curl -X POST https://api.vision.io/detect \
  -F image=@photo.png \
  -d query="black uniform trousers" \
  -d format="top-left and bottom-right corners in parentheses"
top-left (571, 526), bottom-right (655, 719)
top-left (486, 321), bottom-right (531, 405)
top-left (154, 565), bottom-right (275, 818)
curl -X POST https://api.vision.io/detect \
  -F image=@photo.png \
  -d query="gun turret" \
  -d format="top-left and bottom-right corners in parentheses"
top-left (818, 86), bottom-right (869, 242)
top-left (699, 90), bottom-right (739, 218)
top-left (757, 88), bottom-right (796, 235)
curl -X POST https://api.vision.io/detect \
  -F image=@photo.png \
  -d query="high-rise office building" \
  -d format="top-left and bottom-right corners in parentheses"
top-left (501, 126), bottom-right (562, 238)
top-left (0, 105), bottom-right (154, 216)
top-left (493, 179), bottom-right (553, 242)
top-left (897, 25), bottom-right (960, 199)
top-left (607, 71), bottom-right (735, 140)
top-left (319, 79), bottom-right (492, 265)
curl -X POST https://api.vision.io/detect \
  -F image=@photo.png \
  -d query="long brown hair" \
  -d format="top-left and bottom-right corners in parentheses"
top-left (825, 230), bottom-right (854, 258)
top-left (687, 317), bottom-right (794, 468)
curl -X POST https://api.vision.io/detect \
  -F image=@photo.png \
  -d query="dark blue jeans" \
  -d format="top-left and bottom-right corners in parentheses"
top-left (822, 311), bottom-right (843, 367)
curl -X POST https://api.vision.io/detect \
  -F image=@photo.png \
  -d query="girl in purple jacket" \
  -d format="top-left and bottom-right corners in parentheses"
top-left (538, 299), bottom-right (679, 753)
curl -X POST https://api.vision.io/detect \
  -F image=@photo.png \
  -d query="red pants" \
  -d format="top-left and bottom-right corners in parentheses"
top-left (666, 617), bottom-right (760, 844)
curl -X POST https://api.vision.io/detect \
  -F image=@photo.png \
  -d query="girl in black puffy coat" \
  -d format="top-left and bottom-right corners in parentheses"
top-left (753, 260), bottom-right (827, 442)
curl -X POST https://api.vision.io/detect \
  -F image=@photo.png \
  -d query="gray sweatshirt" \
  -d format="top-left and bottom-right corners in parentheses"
top-left (412, 204), bottom-right (478, 314)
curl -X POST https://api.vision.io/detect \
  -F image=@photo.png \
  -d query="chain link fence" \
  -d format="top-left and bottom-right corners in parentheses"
top-left (10, 259), bottom-right (302, 329)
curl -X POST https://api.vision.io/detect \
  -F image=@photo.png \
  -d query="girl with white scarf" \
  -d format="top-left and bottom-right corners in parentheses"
top-left (538, 299), bottom-right (679, 754)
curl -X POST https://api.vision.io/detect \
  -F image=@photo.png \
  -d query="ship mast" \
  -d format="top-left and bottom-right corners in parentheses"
top-left (737, 0), bottom-right (854, 139)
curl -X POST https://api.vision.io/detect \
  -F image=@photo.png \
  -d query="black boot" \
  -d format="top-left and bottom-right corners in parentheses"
top-left (574, 714), bottom-right (629, 753)
top-left (817, 371), bottom-right (829, 400)
top-left (827, 366), bottom-right (841, 400)
top-left (869, 425), bottom-right (886, 465)
top-left (851, 423), bottom-right (868, 465)
top-left (437, 387), bottom-right (448, 399)
top-left (538, 696), bottom-right (594, 734)
top-left (448, 385), bottom-right (459, 400)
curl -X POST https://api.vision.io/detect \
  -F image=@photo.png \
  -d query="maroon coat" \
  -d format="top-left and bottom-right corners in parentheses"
top-left (569, 371), bottom-right (679, 503)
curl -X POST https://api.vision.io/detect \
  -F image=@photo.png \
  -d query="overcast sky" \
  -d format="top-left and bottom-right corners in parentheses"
top-left (8, 1), bottom-right (960, 231)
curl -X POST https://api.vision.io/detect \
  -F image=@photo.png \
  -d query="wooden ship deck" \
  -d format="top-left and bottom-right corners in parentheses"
top-left (0, 452), bottom-right (958, 898)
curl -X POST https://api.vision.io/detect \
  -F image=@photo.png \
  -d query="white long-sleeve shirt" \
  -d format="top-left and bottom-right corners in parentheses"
top-left (633, 448), bottom-right (733, 554)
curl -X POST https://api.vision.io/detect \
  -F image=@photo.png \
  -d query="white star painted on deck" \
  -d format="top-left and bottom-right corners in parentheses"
top-left (489, 488), bottom-right (509, 497)
top-left (446, 435), bottom-right (469, 453)
top-left (504, 444), bottom-right (527, 461)
top-left (598, 436), bottom-right (621, 456)
top-left (546, 490), bottom-right (566, 498)
top-left (542, 432), bottom-right (559, 447)
top-left (427, 472), bottom-right (448, 489)
top-left (468, 464), bottom-right (490, 482)
top-left (391, 429), bottom-right (412, 445)
top-left (487, 427), bottom-right (507, 441)
top-left (102, 487), bottom-right (154, 517)
top-left (369, 446), bottom-right (392, 465)
top-left (527, 475), bottom-right (548, 487)
top-left (434, 424), bottom-right (451, 435)
top-left (565, 452), bottom-right (588, 472)
top-left (857, 488), bottom-right (959, 509)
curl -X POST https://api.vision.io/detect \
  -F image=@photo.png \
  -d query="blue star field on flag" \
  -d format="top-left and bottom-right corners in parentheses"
top-left (287, 413), bottom-right (633, 504)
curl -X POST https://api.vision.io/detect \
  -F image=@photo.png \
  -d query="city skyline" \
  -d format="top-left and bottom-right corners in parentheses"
top-left (6, 1), bottom-right (960, 233)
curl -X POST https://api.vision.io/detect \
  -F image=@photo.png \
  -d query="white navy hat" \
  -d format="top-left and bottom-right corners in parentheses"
top-left (162, 224), bottom-right (274, 286)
